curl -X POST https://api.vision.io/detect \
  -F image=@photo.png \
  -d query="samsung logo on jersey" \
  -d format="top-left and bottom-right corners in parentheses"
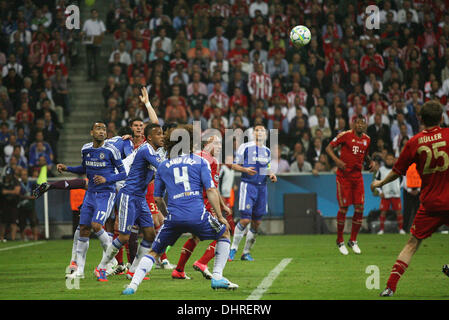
top-left (252, 157), bottom-right (269, 163)
top-left (165, 157), bottom-right (196, 168)
top-left (85, 161), bottom-right (106, 167)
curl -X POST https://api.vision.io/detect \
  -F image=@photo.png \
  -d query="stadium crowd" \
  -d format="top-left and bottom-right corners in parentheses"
top-left (0, 0), bottom-right (76, 241)
top-left (99, 0), bottom-right (449, 175)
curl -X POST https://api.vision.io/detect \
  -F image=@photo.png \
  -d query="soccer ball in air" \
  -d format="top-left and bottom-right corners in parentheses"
top-left (290, 25), bottom-right (311, 47)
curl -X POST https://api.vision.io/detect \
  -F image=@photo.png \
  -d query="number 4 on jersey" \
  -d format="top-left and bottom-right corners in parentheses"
top-left (174, 166), bottom-right (191, 192)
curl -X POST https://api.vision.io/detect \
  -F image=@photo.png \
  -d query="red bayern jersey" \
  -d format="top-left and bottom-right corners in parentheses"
top-left (196, 150), bottom-right (220, 211)
top-left (393, 126), bottom-right (449, 212)
top-left (330, 130), bottom-right (371, 179)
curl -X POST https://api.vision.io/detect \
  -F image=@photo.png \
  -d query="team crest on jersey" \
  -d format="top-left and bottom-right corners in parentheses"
top-left (214, 174), bottom-right (219, 181)
top-left (99, 153), bottom-right (105, 159)
top-left (363, 140), bottom-right (367, 146)
top-left (246, 204), bottom-right (251, 209)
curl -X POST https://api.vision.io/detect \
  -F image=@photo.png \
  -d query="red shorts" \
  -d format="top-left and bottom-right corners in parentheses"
top-left (146, 182), bottom-right (159, 215)
top-left (380, 197), bottom-right (402, 211)
top-left (336, 175), bottom-right (364, 207)
top-left (410, 208), bottom-right (449, 240)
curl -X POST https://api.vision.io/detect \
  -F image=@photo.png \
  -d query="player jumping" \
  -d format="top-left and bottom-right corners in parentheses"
top-left (326, 115), bottom-right (374, 255)
top-left (62, 121), bottom-right (127, 280)
top-left (371, 101), bottom-right (449, 297)
top-left (122, 125), bottom-right (238, 295)
top-left (95, 122), bottom-right (164, 282)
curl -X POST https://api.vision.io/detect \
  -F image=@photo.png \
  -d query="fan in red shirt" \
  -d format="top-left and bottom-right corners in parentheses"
top-left (372, 101), bottom-right (449, 297)
top-left (171, 134), bottom-right (234, 280)
top-left (326, 115), bottom-right (373, 256)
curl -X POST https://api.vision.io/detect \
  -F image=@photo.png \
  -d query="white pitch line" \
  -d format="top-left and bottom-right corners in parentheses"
top-left (246, 258), bottom-right (292, 300)
top-left (0, 241), bottom-right (45, 252)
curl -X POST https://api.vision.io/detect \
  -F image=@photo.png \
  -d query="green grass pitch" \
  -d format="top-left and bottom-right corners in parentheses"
top-left (0, 234), bottom-right (448, 300)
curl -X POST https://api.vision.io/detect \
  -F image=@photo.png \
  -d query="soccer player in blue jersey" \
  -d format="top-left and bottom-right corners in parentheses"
top-left (60, 121), bottom-right (127, 280)
top-left (229, 124), bottom-right (277, 261)
top-left (95, 122), bottom-right (164, 281)
top-left (122, 125), bottom-right (238, 295)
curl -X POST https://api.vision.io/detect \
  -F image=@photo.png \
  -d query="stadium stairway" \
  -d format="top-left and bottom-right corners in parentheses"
top-left (58, 0), bottom-right (113, 168)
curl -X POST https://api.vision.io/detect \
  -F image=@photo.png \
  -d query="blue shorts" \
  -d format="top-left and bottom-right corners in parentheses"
top-left (79, 191), bottom-right (116, 226)
top-left (117, 191), bottom-right (154, 234)
top-left (238, 181), bottom-right (268, 221)
top-left (151, 212), bottom-right (226, 254)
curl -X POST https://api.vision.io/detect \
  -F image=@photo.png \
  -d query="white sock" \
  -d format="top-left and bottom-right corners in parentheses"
top-left (70, 226), bottom-right (80, 262)
top-left (243, 228), bottom-right (257, 255)
top-left (98, 238), bottom-right (122, 269)
top-left (96, 229), bottom-right (111, 251)
top-left (212, 238), bottom-right (231, 280)
top-left (130, 254), bottom-right (155, 291)
top-left (76, 237), bottom-right (89, 274)
top-left (129, 239), bottom-right (152, 273)
top-left (230, 222), bottom-right (247, 251)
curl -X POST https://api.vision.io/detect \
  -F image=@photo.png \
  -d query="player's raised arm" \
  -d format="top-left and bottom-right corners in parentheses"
top-left (139, 86), bottom-right (159, 124)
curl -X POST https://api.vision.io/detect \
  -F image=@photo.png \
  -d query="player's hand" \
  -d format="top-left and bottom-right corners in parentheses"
top-left (222, 204), bottom-right (232, 217)
top-left (370, 180), bottom-right (382, 193)
top-left (218, 216), bottom-right (230, 230)
top-left (56, 163), bottom-right (67, 173)
top-left (93, 175), bottom-right (106, 185)
top-left (379, 192), bottom-right (385, 199)
top-left (335, 159), bottom-right (346, 170)
top-left (245, 167), bottom-right (257, 175)
top-left (139, 86), bottom-right (150, 105)
top-left (121, 134), bottom-right (132, 140)
top-left (269, 174), bottom-right (277, 182)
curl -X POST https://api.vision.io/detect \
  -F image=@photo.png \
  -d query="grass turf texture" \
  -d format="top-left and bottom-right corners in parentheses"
top-left (0, 234), bottom-right (448, 300)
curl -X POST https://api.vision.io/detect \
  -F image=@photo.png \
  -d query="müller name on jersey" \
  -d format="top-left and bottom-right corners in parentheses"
top-left (418, 133), bottom-right (442, 144)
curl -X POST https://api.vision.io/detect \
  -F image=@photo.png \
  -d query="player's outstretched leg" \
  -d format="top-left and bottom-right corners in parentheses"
top-left (211, 236), bottom-right (238, 290)
top-left (380, 235), bottom-right (421, 297)
top-left (33, 178), bottom-right (87, 199)
top-left (123, 252), bottom-right (158, 295)
top-left (336, 208), bottom-right (348, 255)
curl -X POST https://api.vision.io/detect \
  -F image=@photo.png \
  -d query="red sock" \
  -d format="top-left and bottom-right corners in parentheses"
top-left (160, 252), bottom-right (167, 261)
top-left (197, 240), bottom-right (217, 265)
top-left (396, 212), bottom-right (404, 230)
top-left (113, 232), bottom-right (123, 265)
top-left (336, 210), bottom-right (347, 243)
top-left (176, 238), bottom-right (197, 272)
top-left (350, 211), bottom-right (363, 242)
top-left (386, 259), bottom-right (408, 292)
top-left (379, 214), bottom-right (386, 231)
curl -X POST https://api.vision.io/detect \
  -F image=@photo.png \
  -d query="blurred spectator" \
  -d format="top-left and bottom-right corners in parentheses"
top-left (81, 9), bottom-right (106, 81)
top-left (17, 169), bottom-right (38, 241)
top-left (290, 153), bottom-right (312, 173)
top-left (0, 168), bottom-right (21, 241)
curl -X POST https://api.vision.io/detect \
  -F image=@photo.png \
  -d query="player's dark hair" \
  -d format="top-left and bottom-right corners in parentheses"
top-left (353, 114), bottom-right (366, 122)
top-left (420, 100), bottom-right (443, 127)
top-left (117, 126), bottom-right (133, 137)
top-left (129, 117), bottom-right (144, 126)
top-left (91, 121), bottom-right (106, 130)
top-left (144, 123), bottom-right (161, 139)
top-left (164, 124), bottom-right (194, 158)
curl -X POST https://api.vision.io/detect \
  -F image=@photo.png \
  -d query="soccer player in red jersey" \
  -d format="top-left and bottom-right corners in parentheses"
top-left (171, 134), bottom-right (234, 280)
top-left (326, 115), bottom-right (374, 255)
top-left (371, 101), bottom-right (449, 297)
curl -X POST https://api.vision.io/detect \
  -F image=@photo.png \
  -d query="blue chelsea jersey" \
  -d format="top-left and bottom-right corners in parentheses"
top-left (235, 141), bottom-right (271, 185)
top-left (154, 154), bottom-right (215, 220)
top-left (67, 142), bottom-right (126, 193)
top-left (106, 136), bottom-right (134, 159)
top-left (121, 142), bottom-right (163, 198)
